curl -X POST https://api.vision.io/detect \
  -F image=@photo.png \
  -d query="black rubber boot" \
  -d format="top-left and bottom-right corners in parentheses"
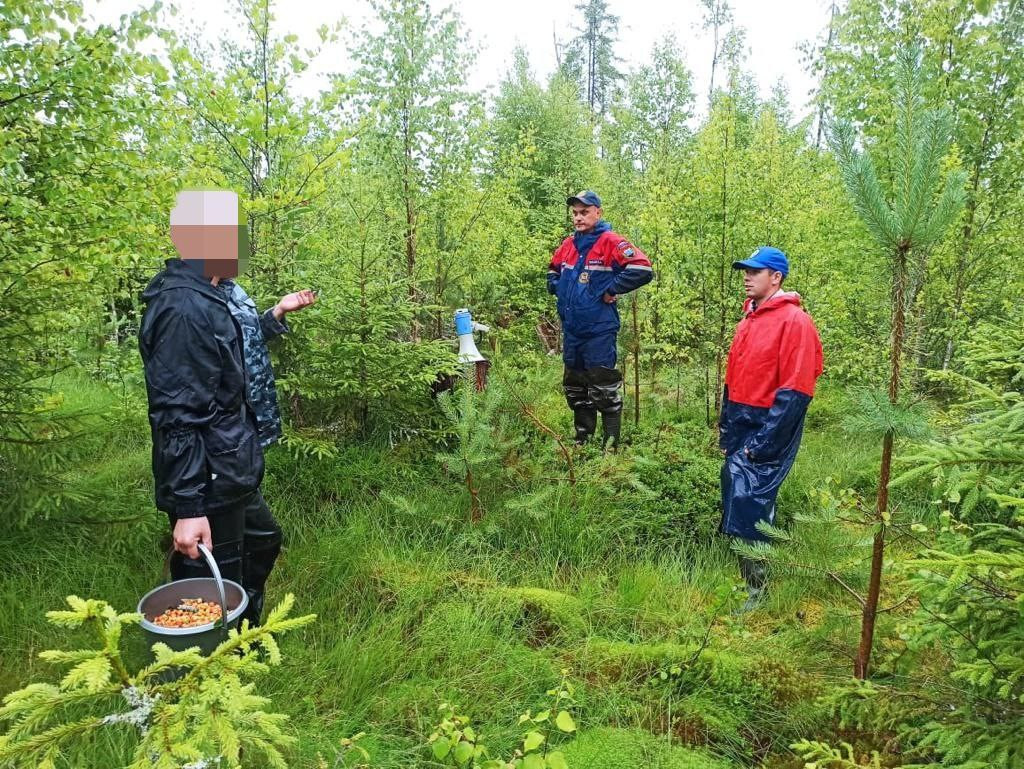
top-left (563, 367), bottom-right (596, 444)
top-left (587, 366), bottom-right (624, 450)
top-left (240, 493), bottom-right (283, 627)
top-left (600, 409), bottom-right (622, 449)
top-left (242, 527), bottom-right (282, 626)
top-left (573, 408), bottom-right (598, 445)
top-left (736, 547), bottom-right (768, 613)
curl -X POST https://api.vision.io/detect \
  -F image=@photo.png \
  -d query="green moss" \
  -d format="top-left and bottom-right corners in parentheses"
top-left (491, 585), bottom-right (587, 644)
top-left (578, 639), bottom-right (747, 685)
top-left (562, 727), bottom-right (735, 769)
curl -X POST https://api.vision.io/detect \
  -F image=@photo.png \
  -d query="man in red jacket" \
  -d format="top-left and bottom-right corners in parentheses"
top-left (719, 246), bottom-right (823, 610)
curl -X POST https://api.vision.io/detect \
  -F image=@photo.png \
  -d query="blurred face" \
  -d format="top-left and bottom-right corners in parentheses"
top-left (570, 204), bottom-right (602, 233)
top-left (742, 267), bottom-right (783, 303)
top-left (170, 226), bottom-right (245, 278)
top-left (169, 190), bottom-right (248, 279)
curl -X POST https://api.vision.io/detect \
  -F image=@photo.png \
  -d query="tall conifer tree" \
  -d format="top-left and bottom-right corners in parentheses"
top-left (828, 47), bottom-right (966, 679)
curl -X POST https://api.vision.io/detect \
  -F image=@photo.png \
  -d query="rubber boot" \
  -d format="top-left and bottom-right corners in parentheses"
top-left (736, 553), bottom-right (768, 614)
top-left (601, 409), bottom-right (622, 450)
top-left (573, 408), bottom-right (598, 445)
top-left (587, 366), bottom-right (624, 450)
top-left (563, 367), bottom-right (596, 444)
top-left (242, 526), bottom-right (282, 627)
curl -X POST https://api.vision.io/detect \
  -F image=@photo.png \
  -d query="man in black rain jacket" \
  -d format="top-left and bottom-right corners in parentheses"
top-left (139, 189), bottom-right (287, 626)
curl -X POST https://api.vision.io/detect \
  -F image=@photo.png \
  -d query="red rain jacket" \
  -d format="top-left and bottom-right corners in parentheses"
top-left (719, 292), bottom-right (823, 541)
top-left (725, 292), bottom-right (823, 412)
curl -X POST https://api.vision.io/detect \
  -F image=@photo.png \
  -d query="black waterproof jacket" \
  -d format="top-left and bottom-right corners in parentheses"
top-left (139, 259), bottom-right (264, 518)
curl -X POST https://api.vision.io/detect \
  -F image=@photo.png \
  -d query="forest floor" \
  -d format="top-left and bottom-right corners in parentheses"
top-left (0, 365), bottom-right (913, 768)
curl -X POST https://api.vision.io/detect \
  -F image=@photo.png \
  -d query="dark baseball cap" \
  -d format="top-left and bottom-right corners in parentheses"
top-left (566, 190), bottom-right (602, 207)
top-left (732, 246), bottom-right (789, 277)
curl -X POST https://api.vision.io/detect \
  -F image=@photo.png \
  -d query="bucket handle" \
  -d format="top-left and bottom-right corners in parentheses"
top-left (164, 544), bottom-right (230, 635)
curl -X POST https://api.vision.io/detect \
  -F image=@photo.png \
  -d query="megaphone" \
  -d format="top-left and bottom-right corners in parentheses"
top-left (455, 308), bottom-right (488, 363)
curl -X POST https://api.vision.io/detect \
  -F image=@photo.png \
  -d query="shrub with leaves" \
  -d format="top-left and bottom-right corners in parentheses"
top-left (427, 670), bottom-right (577, 769)
top-left (0, 594), bottom-right (315, 768)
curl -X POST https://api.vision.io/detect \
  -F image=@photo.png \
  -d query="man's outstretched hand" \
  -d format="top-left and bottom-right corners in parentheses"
top-left (273, 289), bottom-right (317, 320)
top-left (173, 516), bottom-right (212, 560)
top-left (603, 292), bottom-right (618, 303)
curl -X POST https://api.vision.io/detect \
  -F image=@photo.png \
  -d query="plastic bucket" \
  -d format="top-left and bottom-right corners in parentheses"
top-left (138, 544), bottom-right (249, 656)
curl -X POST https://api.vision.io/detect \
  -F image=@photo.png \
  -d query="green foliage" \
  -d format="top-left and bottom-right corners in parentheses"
top-left (817, 0), bottom-right (1024, 372)
top-left (903, 525), bottom-right (1024, 767)
top-left (733, 483), bottom-right (874, 605)
top-left (827, 38), bottom-right (968, 680)
top-left (841, 388), bottom-right (931, 442)
top-left (0, 594), bottom-right (315, 768)
top-left (579, 632), bottom-right (821, 761)
top-left (0, 0), bottom-right (170, 523)
top-left (814, 522), bottom-right (1024, 769)
top-left (562, 727), bottom-right (732, 769)
top-left (893, 386), bottom-right (1024, 521)
top-left (4, 0), bottom-right (1024, 764)
top-left (803, 337), bottom-right (1024, 768)
top-left (894, 315), bottom-right (1024, 521)
top-left (560, 0), bottom-right (622, 115)
top-left (791, 739), bottom-right (886, 769)
top-left (828, 46), bottom-right (967, 257)
top-left (630, 424), bottom-right (723, 543)
top-left (427, 672), bottom-right (577, 769)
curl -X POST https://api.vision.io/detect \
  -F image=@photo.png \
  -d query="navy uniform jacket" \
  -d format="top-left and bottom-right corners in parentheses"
top-left (547, 221), bottom-right (653, 338)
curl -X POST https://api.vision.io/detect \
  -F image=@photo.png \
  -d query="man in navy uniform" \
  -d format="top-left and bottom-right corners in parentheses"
top-left (547, 191), bottom-right (653, 447)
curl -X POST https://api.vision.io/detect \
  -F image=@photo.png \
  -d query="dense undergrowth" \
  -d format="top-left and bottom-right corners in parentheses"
top-left (0, 359), bottom-right (934, 768)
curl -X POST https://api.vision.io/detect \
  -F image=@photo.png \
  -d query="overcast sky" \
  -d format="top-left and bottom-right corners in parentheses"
top-left (85, 0), bottom-right (832, 121)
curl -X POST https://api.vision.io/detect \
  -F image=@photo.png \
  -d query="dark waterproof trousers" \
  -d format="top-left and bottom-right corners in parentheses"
top-left (169, 489), bottom-right (282, 627)
top-left (562, 330), bottom-right (624, 447)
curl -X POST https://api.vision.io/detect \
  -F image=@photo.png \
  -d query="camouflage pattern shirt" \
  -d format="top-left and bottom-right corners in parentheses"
top-left (218, 280), bottom-right (288, 448)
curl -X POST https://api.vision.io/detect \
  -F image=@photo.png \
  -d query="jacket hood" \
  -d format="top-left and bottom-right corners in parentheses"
top-left (141, 258), bottom-right (224, 305)
top-left (743, 291), bottom-right (802, 316)
top-left (573, 219), bottom-right (612, 244)
top-left (571, 219), bottom-right (612, 261)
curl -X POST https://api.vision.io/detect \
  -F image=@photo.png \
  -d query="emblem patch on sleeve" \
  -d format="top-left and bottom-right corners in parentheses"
top-left (616, 240), bottom-right (636, 258)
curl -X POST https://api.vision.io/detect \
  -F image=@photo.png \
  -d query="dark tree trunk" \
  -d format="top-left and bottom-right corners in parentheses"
top-left (856, 244), bottom-right (908, 679)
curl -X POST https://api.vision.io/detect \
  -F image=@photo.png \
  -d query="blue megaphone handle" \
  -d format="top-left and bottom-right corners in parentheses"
top-left (454, 309), bottom-right (473, 336)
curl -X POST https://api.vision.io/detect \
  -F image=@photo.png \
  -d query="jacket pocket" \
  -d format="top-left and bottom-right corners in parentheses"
top-left (566, 278), bottom-right (604, 324)
top-left (145, 358), bottom-right (189, 402)
top-left (203, 413), bottom-right (263, 496)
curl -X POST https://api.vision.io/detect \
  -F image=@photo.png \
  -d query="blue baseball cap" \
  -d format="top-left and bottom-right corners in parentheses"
top-left (566, 190), bottom-right (602, 208)
top-left (732, 246), bottom-right (789, 277)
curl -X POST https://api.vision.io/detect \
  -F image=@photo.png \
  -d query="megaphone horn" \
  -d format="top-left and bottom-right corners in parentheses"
top-left (455, 308), bottom-right (487, 363)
